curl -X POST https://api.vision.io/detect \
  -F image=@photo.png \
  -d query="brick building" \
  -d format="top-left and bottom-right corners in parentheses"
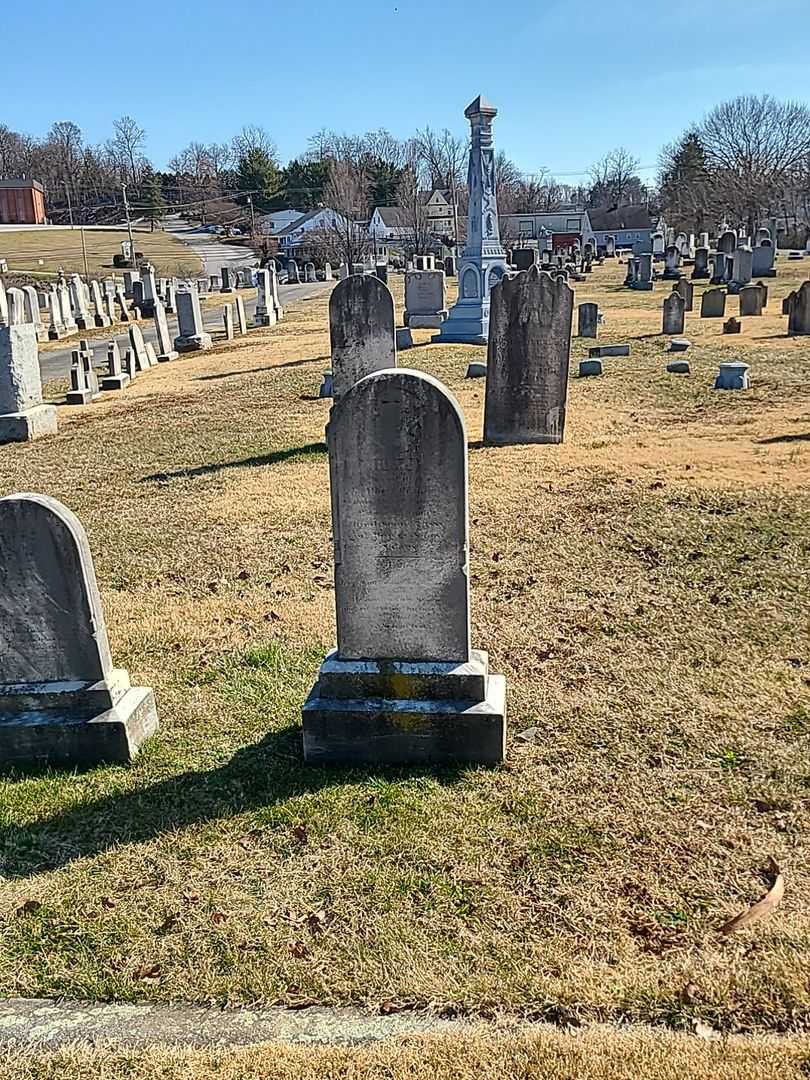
top-left (0, 180), bottom-right (47, 225)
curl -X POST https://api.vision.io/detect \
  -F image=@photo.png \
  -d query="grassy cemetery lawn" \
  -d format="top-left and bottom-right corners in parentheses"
top-left (0, 227), bottom-right (202, 278)
top-left (0, 261), bottom-right (809, 1040)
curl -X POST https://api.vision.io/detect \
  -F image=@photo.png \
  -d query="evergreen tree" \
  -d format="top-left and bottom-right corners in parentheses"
top-left (279, 159), bottom-right (329, 210)
top-left (141, 167), bottom-right (165, 231)
top-left (368, 158), bottom-right (405, 207)
top-left (236, 147), bottom-right (280, 210)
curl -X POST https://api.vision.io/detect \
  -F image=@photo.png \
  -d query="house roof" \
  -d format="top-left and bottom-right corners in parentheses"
top-left (373, 206), bottom-right (410, 228)
top-left (588, 205), bottom-right (655, 231)
top-left (274, 208), bottom-right (327, 237)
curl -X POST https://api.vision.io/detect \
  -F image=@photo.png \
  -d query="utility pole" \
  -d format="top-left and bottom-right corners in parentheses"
top-left (122, 183), bottom-right (136, 268)
top-left (64, 181), bottom-right (74, 229)
top-left (247, 194), bottom-right (256, 240)
top-left (79, 227), bottom-right (90, 281)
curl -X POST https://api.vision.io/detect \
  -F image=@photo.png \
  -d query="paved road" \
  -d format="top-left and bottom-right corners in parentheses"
top-left (163, 215), bottom-right (256, 278)
top-left (40, 282), bottom-right (330, 383)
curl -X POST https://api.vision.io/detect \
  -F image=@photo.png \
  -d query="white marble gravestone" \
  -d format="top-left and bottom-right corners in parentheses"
top-left (0, 493), bottom-right (158, 767)
top-left (302, 368), bottom-right (506, 765)
top-left (174, 289), bottom-right (212, 352)
top-left (0, 325), bottom-right (58, 442)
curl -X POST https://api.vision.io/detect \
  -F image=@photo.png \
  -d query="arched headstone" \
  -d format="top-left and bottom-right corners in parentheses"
top-left (0, 493), bottom-right (158, 766)
top-left (328, 274), bottom-right (396, 399)
top-left (303, 369), bottom-right (505, 764)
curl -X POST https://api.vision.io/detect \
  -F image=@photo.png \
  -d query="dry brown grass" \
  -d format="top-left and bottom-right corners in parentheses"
top-left (0, 262), bottom-right (809, 1036)
top-left (0, 227), bottom-right (202, 278)
top-left (4, 1025), bottom-right (810, 1079)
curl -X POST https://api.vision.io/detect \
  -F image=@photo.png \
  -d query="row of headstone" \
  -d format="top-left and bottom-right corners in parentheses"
top-left (0, 272), bottom-right (134, 344)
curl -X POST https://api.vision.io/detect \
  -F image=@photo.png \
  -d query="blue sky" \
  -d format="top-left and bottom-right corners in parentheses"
top-left (3, 0), bottom-right (809, 183)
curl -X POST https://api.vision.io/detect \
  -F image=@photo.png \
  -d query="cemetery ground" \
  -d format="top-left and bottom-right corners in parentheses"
top-left (1, 261), bottom-right (809, 1073)
top-left (0, 227), bottom-right (202, 279)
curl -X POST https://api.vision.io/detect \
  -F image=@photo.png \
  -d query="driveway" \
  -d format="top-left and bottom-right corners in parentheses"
top-left (163, 215), bottom-right (257, 279)
top-left (39, 282), bottom-right (331, 384)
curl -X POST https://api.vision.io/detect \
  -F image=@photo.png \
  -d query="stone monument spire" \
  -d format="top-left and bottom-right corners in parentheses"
top-left (434, 95), bottom-right (509, 345)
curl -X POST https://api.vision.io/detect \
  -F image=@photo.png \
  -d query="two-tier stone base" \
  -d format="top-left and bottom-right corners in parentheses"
top-left (0, 404), bottom-right (58, 443)
top-left (0, 669), bottom-right (159, 768)
top-left (303, 649), bottom-right (506, 765)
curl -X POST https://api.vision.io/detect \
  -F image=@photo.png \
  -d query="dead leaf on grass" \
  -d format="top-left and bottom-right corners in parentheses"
top-left (292, 824), bottom-right (308, 844)
top-left (211, 910), bottom-right (228, 925)
top-left (15, 900), bottom-right (42, 916)
top-left (721, 859), bottom-right (784, 935)
top-left (289, 940), bottom-right (309, 958)
top-left (133, 963), bottom-right (162, 981)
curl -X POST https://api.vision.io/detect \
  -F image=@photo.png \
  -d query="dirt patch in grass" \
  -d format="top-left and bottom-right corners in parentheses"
top-left (0, 263), bottom-right (809, 1033)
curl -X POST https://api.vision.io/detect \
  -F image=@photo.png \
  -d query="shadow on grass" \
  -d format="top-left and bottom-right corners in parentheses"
top-left (758, 432), bottom-right (810, 444)
top-left (142, 442), bottom-right (327, 482)
top-left (196, 356), bottom-right (328, 381)
top-left (0, 728), bottom-right (465, 879)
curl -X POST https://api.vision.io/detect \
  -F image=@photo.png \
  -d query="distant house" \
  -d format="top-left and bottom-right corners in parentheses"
top-left (257, 209), bottom-right (306, 236)
top-left (368, 206), bottom-right (413, 256)
top-left (0, 179), bottom-right (46, 225)
top-left (588, 206), bottom-right (658, 254)
top-left (500, 208), bottom-right (597, 252)
top-left (425, 189), bottom-right (456, 239)
top-left (275, 208), bottom-right (353, 258)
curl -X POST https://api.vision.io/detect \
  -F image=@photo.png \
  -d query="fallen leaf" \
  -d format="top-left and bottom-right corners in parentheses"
top-left (183, 891), bottom-right (200, 904)
top-left (304, 910), bottom-right (327, 934)
top-left (292, 824), bottom-right (308, 844)
top-left (680, 982), bottom-right (699, 1004)
top-left (211, 910), bottom-right (228, 925)
top-left (289, 940), bottom-right (309, 958)
top-left (133, 963), bottom-right (162, 981)
top-left (721, 861), bottom-right (784, 934)
top-left (100, 897), bottom-right (117, 910)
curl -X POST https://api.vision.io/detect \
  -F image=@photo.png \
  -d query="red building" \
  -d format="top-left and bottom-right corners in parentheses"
top-left (0, 180), bottom-right (46, 225)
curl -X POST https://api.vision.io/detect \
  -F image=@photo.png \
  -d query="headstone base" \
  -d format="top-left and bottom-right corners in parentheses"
top-left (0, 685), bottom-right (158, 768)
top-left (465, 361), bottom-right (487, 378)
top-left (302, 649), bottom-right (506, 766)
top-left (101, 374), bottom-right (131, 391)
top-left (48, 327), bottom-right (70, 340)
top-left (630, 282), bottom-right (654, 291)
top-left (691, 270), bottom-right (710, 280)
top-left (318, 372), bottom-right (333, 398)
top-left (157, 349), bottom-right (179, 363)
top-left (0, 404), bottom-right (58, 443)
top-left (94, 315), bottom-right (112, 328)
top-left (66, 388), bottom-right (101, 405)
top-left (174, 332), bottom-right (213, 352)
top-left (406, 313), bottom-right (447, 329)
top-left (396, 328), bottom-right (413, 349)
top-left (254, 311), bottom-right (275, 327)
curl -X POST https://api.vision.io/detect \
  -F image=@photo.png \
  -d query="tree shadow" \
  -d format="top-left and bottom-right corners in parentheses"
top-left (0, 728), bottom-right (464, 879)
top-left (758, 432), bottom-right (810, 444)
top-left (141, 442), bottom-right (327, 482)
top-left (196, 357), bottom-right (330, 382)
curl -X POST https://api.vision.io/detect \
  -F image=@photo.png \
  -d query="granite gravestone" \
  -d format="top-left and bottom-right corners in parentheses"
top-left (739, 284), bottom-right (764, 316)
top-left (255, 269), bottom-right (276, 326)
top-left (329, 274), bottom-right (396, 399)
top-left (692, 247), bottom-right (710, 279)
top-left (701, 288), bottom-right (726, 318)
top-left (0, 493), bottom-right (159, 767)
top-left (302, 368), bottom-right (506, 765)
top-left (483, 266), bottom-right (574, 446)
top-left (101, 341), bottom-right (129, 391)
top-left (787, 281), bottom-right (810, 335)
top-left (404, 270), bottom-right (448, 328)
top-left (0, 325), bottom-right (58, 442)
top-left (174, 289), bottom-right (213, 352)
top-left (674, 277), bottom-right (694, 311)
top-left (577, 302), bottom-right (598, 338)
top-left (662, 292), bottom-right (685, 335)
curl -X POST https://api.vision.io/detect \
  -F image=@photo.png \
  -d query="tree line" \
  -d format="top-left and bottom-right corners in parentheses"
top-left (1, 94), bottom-right (808, 242)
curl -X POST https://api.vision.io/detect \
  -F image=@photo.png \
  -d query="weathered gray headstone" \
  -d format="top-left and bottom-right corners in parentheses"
top-left (128, 324), bottom-right (151, 371)
top-left (577, 302), bottom-right (598, 338)
top-left (0, 493), bottom-right (158, 767)
top-left (69, 274), bottom-right (91, 330)
top-left (513, 249), bottom-right (536, 271)
top-left (723, 316), bottom-right (742, 334)
top-left (579, 358), bottom-right (602, 376)
top-left (101, 340), bottom-right (129, 391)
top-left (140, 264), bottom-right (157, 315)
top-left (483, 266), bottom-right (574, 446)
top-left (752, 243), bottom-right (776, 278)
top-left (329, 274), bottom-right (396, 399)
top-left (701, 288), bottom-right (726, 318)
top-left (254, 269), bottom-right (276, 327)
top-left (692, 247), bottom-right (710, 279)
top-left (731, 247), bottom-right (753, 290)
top-left (405, 270), bottom-right (447, 328)
top-left (667, 359), bottom-right (690, 374)
top-left (632, 253), bottom-right (654, 290)
top-left (324, 262), bottom-right (334, 281)
top-left (305, 262), bottom-right (317, 283)
top-left (465, 360), bottom-right (487, 378)
top-left (90, 280), bottom-right (110, 328)
top-left (374, 263), bottom-right (388, 284)
top-left (719, 230), bottom-right (737, 255)
top-left (787, 281), bottom-right (810, 335)
top-left (739, 284), bottom-right (764, 316)
top-left (662, 292), bottom-right (685, 335)
top-left (220, 267), bottom-right (234, 293)
top-left (287, 260), bottom-right (300, 284)
top-left (674, 277), bottom-right (694, 311)
top-left (66, 347), bottom-right (101, 404)
top-left (6, 288), bottom-right (25, 325)
top-left (174, 289), bottom-right (212, 351)
top-left (0, 325), bottom-right (57, 442)
top-left (663, 245), bottom-right (681, 280)
top-left (589, 343), bottom-right (630, 357)
top-left (22, 286), bottom-right (47, 342)
top-left (302, 368), bottom-right (506, 765)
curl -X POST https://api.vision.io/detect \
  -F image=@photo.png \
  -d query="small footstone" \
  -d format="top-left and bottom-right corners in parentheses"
top-left (318, 371), bottom-right (333, 398)
top-left (723, 317), bottom-right (742, 334)
top-left (666, 360), bottom-right (690, 374)
top-left (714, 361), bottom-right (750, 389)
top-left (396, 327), bottom-right (413, 350)
top-left (465, 361), bottom-right (487, 378)
top-left (667, 338), bottom-right (691, 352)
top-left (589, 344), bottom-right (630, 357)
top-left (579, 359), bottom-right (603, 376)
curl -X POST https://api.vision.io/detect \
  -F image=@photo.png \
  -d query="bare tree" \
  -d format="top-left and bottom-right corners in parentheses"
top-left (697, 95), bottom-right (810, 233)
top-left (113, 115), bottom-right (146, 188)
top-left (395, 153), bottom-right (433, 255)
top-left (587, 147), bottom-right (642, 207)
top-left (323, 158), bottom-right (370, 266)
top-left (231, 125), bottom-right (279, 164)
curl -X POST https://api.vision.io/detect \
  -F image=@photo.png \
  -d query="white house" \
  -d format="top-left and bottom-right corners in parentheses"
top-left (257, 209), bottom-right (305, 236)
top-left (275, 208), bottom-right (353, 256)
top-left (368, 206), bottom-right (412, 246)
